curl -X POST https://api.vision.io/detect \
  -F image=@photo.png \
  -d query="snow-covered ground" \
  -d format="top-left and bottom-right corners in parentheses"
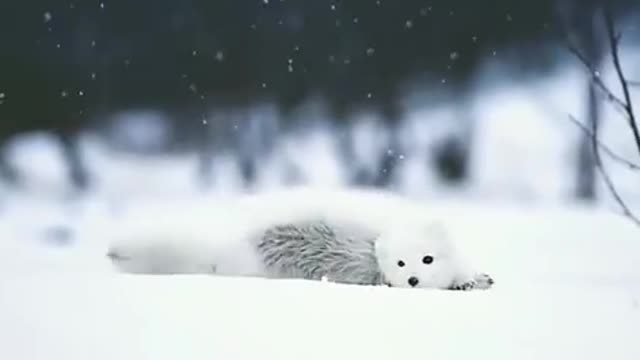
top-left (1, 192), bottom-right (640, 360)
top-left (1, 44), bottom-right (640, 359)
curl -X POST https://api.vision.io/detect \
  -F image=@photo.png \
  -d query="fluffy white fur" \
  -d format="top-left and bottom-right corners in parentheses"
top-left (106, 187), bottom-right (491, 290)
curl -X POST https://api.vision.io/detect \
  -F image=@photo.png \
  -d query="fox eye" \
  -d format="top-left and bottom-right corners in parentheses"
top-left (422, 255), bottom-right (434, 265)
top-left (397, 260), bottom-right (405, 267)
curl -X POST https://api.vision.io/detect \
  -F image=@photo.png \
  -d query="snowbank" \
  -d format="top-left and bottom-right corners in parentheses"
top-left (1, 198), bottom-right (639, 360)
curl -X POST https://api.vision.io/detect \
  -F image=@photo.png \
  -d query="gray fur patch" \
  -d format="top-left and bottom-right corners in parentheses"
top-left (256, 220), bottom-right (387, 286)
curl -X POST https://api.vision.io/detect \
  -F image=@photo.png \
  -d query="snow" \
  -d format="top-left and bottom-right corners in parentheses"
top-left (1, 192), bottom-right (640, 360)
top-left (2, 41), bottom-right (640, 360)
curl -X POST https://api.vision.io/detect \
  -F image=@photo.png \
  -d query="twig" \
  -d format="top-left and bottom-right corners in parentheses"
top-left (629, 80), bottom-right (640, 87)
top-left (603, 8), bottom-right (640, 155)
top-left (570, 114), bottom-right (640, 226)
top-left (567, 44), bottom-right (628, 114)
top-left (568, 115), bottom-right (640, 170)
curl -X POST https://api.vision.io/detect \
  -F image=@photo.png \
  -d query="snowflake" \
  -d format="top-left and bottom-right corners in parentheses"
top-left (43, 12), bottom-right (52, 23)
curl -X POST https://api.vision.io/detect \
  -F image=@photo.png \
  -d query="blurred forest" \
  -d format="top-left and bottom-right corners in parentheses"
top-left (0, 0), bottom-right (639, 197)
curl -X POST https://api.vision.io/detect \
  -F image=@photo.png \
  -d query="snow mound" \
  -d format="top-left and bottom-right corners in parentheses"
top-left (1, 198), bottom-right (640, 360)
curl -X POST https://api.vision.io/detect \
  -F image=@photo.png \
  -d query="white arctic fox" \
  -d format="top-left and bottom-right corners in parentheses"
top-left (106, 187), bottom-right (493, 290)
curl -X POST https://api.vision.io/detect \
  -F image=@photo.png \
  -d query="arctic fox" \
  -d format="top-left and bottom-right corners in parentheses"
top-left (106, 187), bottom-right (493, 290)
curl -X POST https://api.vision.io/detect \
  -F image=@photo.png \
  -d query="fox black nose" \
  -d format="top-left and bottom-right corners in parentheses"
top-left (408, 276), bottom-right (419, 287)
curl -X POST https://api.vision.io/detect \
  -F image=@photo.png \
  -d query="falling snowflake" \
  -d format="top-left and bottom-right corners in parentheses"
top-left (261, 82), bottom-right (267, 88)
top-left (192, 50), bottom-right (198, 56)
top-left (202, 118), bottom-right (208, 125)
top-left (0, 93), bottom-right (5, 99)
top-left (506, 14), bottom-right (512, 22)
top-left (366, 47), bottom-right (375, 56)
top-left (263, 0), bottom-right (269, 3)
top-left (449, 51), bottom-right (459, 61)
top-left (215, 51), bottom-right (224, 62)
top-left (441, 78), bottom-right (447, 84)
top-left (60, 90), bottom-right (68, 98)
top-left (405, 20), bottom-right (413, 29)
top-left (398, 154), bottom-right (405, 160)
top-left (288, 65), bottom-right (294, 72)
top-left (56, 43), bottom-right (61, 49)
top-left (288, 58), bottom-right (293, 64)
top-left (353, 17), bottom-right (359, 24)
top-left (99, 2), bottom-right (104, 9)
top-left (330, 4), bottom-right (336, 10)
top-left (472, 35), bottom-right (478, 43)
top-left (43, 12), bottom-right (52, 23)
top-left (90, 72), bottom-right (96, 80)
top-left (91, 40), bottom-right (96, 47)
top-left (78, 90), bottom-right (84, 96)
top-left (367, 92), bottom-right (373, 98)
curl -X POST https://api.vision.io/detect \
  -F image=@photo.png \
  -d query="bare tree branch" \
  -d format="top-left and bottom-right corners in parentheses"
top-left (567, 44), bottom-right (628, 114)
top-left (602, 8), bottom-right (640, 155)
top-left (565, 6), bottom-right (640, 226)
top-left (570, 114), bottom-right (640, 226)
top-left (568, 115), bottom-right (640, 170)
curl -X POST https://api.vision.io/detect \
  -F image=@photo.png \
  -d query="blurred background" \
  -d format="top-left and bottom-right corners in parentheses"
top-left (1, 0), bottom-right (640, 237)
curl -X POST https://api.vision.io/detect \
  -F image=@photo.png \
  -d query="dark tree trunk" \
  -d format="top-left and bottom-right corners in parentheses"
top-left (0, 148), bottom-right (20, 186)
top-left (557, 0), bottom-right (606, 200)
top-left (58, 132), bottom-right (90, 191)
top-left (576, 80), bottom-right (602, 200)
